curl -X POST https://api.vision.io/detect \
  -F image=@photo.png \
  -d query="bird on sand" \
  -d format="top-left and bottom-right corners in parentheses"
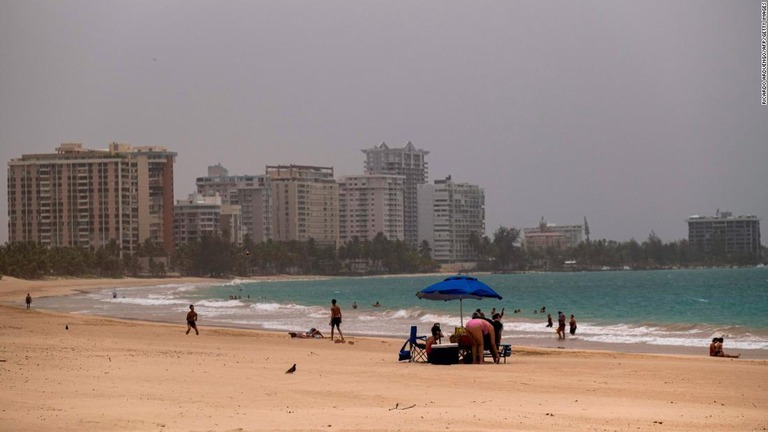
top-left (285, 364), bottom-right (296, 374)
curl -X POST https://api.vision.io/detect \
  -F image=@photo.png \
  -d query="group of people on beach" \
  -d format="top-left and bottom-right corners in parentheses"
top-left (423, 308), bottom-right (506, 364)
top-left (175, 296), bottom-right (745, 361)
top-left (545, 310), bottom-right (577, 339)
top-left (463, 309), bottom-right (505, 363)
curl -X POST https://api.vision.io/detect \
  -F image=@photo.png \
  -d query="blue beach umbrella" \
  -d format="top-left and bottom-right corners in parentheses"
top-left (416, 275), bottom-right (503, 326)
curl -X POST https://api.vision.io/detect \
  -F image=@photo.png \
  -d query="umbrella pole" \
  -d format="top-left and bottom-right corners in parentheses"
top-left (460, 298), bottom-right (464, 327)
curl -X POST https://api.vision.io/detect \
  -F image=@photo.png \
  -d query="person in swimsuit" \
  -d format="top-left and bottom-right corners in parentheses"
top-left (491, 313), bottom-right (504, 348)
top-left (430, 323), bottom-right (444, 344)
top-left (290, 328), bottom-right (324, 338)
top-left (330, 299), bottom-right (344, 341)
top-left (715, 337), bottom-right (740, 358)
top-left (569, 314), bottom-right (577, 335)
top-left (709, 337), bottom-right (720, 356)
top-left (546, 313), bottom-right (553, 328)
top-left (186, 305), bottom-right (199, 335)
top-left (25, 293), bottom-right (32, 310)
top-left (465, 312), bottom-right (499, 364)
top-left (557, 311), bottom-right (566, 339)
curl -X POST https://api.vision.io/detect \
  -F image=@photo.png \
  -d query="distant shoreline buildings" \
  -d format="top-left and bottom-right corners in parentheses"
top-left (5, 141), bottom-right (485, 263)
top-left (7, 143), bottom-right (176, 256)
top-left (687, 210), bottom-right (761, 256)
top-left (523, 217), bottom-right (584, 251)
top-left (6, 143), bottom-right (763, 264)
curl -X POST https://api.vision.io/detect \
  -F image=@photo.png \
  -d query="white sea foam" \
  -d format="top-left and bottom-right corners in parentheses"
top-left (171, 284), bottom-right (209, 292)
top-left (110, 297), bottom-right (188, 306)
top-left (196, 299), bottom-right (244, 308)
top-left (221, 279), bottom-right (250, 286)
top-left (387, 309), bottom-right (422, 319)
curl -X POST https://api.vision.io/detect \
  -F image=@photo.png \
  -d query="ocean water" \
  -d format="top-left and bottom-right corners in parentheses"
top-left (34, 268), bottom-right (768, 355)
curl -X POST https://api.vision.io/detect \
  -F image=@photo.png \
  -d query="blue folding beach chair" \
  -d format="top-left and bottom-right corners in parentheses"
top-left (398, 326), bottom-right (427, 362)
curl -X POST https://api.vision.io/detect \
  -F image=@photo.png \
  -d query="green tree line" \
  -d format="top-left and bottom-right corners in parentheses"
top-left (470, 228), bottom-right (765, 272)
top-left (1, 228), bottom-right (762, 280)
top-left (0, 233), bottom-right (438, 279)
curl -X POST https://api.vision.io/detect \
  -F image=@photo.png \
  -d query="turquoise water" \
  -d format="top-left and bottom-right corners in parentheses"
top-left (34, 267), bottom-right (768, 354)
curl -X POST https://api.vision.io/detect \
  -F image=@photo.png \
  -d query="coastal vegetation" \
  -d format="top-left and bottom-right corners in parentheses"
top-left (0, 227), bottom-right (763, 279)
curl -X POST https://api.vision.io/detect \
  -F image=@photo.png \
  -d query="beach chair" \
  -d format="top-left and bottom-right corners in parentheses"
top-left (484, 344), bottom-right (512, 363)
top-left (398, 326), bottom-right (427, 362)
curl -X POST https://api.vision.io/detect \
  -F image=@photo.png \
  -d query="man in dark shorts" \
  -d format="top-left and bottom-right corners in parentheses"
top-left (186, 304), bottom-right (199, 335)
top-left (25, 293), bottom-right (32, 309)
top-left (330, 298), bottom-right (344, 341)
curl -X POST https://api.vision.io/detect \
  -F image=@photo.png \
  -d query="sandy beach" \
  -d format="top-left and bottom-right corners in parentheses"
top-left (1, 277), bottom-right (767, 431)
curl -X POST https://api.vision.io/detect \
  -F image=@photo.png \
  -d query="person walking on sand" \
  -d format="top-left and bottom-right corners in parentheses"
top-left (569, 314), bottom-right (577, 335)
top-left (556, 311), bottom-right (566, 339)
top-left (186, 305), bottom-right (199, 335)
top-left (25, 293), bottom-right (32, 309)
top-left (330, 299), bottom-right (344, 341)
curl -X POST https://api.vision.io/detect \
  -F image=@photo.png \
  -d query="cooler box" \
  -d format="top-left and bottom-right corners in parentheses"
top-left (428, 344), bottom-right (459, 365)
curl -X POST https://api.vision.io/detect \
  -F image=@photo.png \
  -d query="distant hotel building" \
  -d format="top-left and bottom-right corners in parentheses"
top-left (338, 174), bottom-right (405, 243)
top-left (523, 219), bottom-right (584, 251)
top-left (418, 176), bottom-right (485, 263)
top-left (196, 164), bottom-right (272, 243)
top-left (362, 142), bottom-right (428, 248)
top-left (173, 192), bottom-right (243, 246)
top-left (267, 164), bottom-right (339, 248)
top-left (7, 143), bottom-right (176, 255)
top-left (687, 211), bottom-right (761, 256)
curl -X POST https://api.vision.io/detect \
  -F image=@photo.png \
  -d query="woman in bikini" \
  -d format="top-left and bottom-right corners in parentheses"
top-left (464, 312), bottom-right (499, 364)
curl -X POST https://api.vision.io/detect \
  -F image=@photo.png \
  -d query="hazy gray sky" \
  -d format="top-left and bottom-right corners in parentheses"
top-left (1, 1), bottom-right (766, 244)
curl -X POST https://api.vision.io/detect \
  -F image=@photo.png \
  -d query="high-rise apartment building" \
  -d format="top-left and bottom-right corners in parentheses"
top-left (173, 192), bottom-right (243, 246)
top-left (687, 211), bottom-right (761, 256)
top-left (174, 193), bottom-right (223, 245)
top-left (417, 176), bottom-right (485, 263)
top-left (7, 143), bottom-right (176, 255)
top-left (196, 164), bottom-right (272, 243)
top-left (338, 174), bottom-right (405, 243)
top-left (267, 164), bottom-right (339, 248)
top-left (362, 142), bottom-right (428, 248)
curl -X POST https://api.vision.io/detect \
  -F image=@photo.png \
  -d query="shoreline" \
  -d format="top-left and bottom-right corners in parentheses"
top-left (2, 276), bottom-right (767, 431)
top-left (3, 275), bottom-right (766, 360)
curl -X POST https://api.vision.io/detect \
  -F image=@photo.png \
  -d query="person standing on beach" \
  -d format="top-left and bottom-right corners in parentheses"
top-left (25, 293), bottom-right (32, 309)
top-left (330, 299), bottom-right (344, 341)
top-left (491, 313), bottom-right (504, 348)
top-left (569, 314), bottom-right (577, 335)
top-left (186, 305), bottom-right (199, 335)
top-left (557, 311), bottom-right (566, 339)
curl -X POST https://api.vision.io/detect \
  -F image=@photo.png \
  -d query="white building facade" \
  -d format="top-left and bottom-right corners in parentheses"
top-left (523, 221), bottom-right (584, 251)
top-left (339, 174), bottom-right (405, 243)
top-left (196, 164), bottom-right (272, 243)
top-left (362, 142), bottom-right (428, 248)
top-left (267, 165), bottom-right (339, 248)
top-left (418, 176), bottom-right (485, 263)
